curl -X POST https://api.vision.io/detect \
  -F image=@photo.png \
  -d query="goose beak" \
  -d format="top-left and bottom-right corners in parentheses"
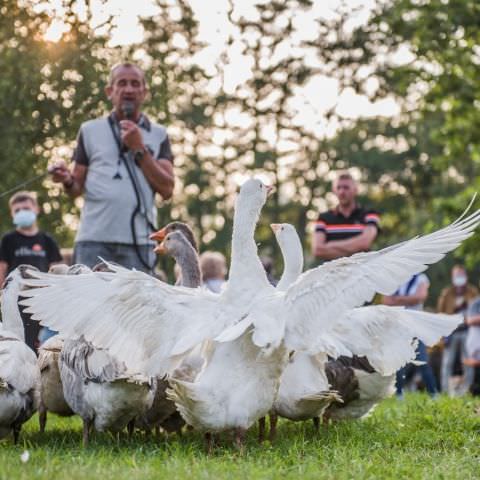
top-left (154, 241), bottom-right (167, 255)
top-left (150, 227), bottom-right (168, 242)
top-left (266, 185), bottom-right (275, 196)
top-left (270, 223), bottom-right (281, 233)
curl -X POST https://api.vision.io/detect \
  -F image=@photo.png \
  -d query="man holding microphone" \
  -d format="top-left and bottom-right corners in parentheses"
top-left (51, 63), bottom-right (174, 272)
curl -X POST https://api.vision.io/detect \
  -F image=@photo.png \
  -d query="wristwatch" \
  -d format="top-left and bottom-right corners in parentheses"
top-left (133, 146), bottom-right (147, 164)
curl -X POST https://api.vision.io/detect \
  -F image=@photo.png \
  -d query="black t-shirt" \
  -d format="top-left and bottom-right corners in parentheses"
top-left (315, 206), bottom-right (381, 243)
top-left (0, 230), bottom-right (63, 273)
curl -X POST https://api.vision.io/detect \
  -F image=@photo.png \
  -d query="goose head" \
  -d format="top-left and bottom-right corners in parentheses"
top-left (150, 222), bottom-right (198, 253)
top-left (154, 230), bottom-right (202, 288)
top-left (226, 178), bottom-right (274, 290)
top-left (155, 230), bottom-right (193, 256)
top-left (235, 178), bottom-right (274, 221)
top-left (270, 223), bottom-right (304, 291)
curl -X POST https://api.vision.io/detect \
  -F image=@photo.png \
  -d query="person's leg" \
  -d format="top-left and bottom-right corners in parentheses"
top-left (19, 308), bottom-right (40, 353)
top-left (471, 367), bottom-right (480, 396)
top-left (416, 341), bottom-right (438, 395)
top-left (73, 241), bottom-right (113, 268)
top-left (441, 334), bottom-right (459, 393)
top-left (460, 330), bottom-right (475, 393)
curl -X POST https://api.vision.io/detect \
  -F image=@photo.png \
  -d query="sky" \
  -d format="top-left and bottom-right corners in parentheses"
top-left (42, 0), bottom-right (399, 136)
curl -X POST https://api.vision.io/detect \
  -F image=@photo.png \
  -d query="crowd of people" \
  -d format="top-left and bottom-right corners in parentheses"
top-left (1, 62), bottom-right (479, 399)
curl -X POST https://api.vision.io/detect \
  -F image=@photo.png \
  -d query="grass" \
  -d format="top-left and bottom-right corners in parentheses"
top-left (1, 394), bottom-right (479, 480)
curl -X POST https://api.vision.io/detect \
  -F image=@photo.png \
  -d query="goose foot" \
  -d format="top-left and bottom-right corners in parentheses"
top-left (269, 412), bottom-right (278, 442)
top-left (322, 411), bottom-right (331, 426)
top-left (39, 404), bottom-right (47, 433)
top-left (127, 419), bottom-right (135, 439)
top-left (234, 428), bottom-right (246, 454)
top-left (312, 416), bottom-right (320, 433)
top-left (82, 419), bottom-right (93, 447)
top-left (258, 416), bottom-right (266, 443)
top-left (205, 432), bottom-right (214, 455)
top-left (12, 424), bottom-right (21, 445)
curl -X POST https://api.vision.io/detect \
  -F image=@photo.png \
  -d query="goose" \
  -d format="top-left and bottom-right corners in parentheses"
top-left (267, 223), bottom-right (452, 427)
top-left (57, 264), bottom-right (155, 446)
top-left (37, 264), bottom-right (74, 433)
top-left (19, 179), bottom-right (479, 445)
top-left (136, 226), bottom-right (201, 436)
top-left (37, 335), bottom-right (73, 432)
top-left (0, 266), bottom-right (40, 443)
top-left (266, 224), bottom-right (342, 441)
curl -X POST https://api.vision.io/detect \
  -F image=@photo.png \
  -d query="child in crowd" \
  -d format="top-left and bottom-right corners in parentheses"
top-left (200, 251), bottom-right (227, 293)
top-left (0, 191), bottom-right (63, 351)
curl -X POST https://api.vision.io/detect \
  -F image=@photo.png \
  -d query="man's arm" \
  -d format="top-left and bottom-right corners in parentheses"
top-left (137, 155), bottom-right (174, 200)
top-left (466, 314), bottom-right (480, 327)
top-left (51, 161), bottom-right (87, 198)
top-left (0, 261), bottom-right (8, 288)
top-left (121, 120), bottom-right (174, 200)
top-left (382, 281), bottom-right (429, 307)
top-left (313, 225), bottom-right (378, 260)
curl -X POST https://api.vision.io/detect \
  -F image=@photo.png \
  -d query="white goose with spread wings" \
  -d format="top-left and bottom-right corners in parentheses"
top-left (136, 226), bottom-right (201, 436)
top-left (55, 265), bottom-right (156, 446)
top-left (0, 267), bottom-right (40, 443)
top-left (268, 224), bottom-right (341, 437)
top-left (19, 180), bottom-right (479, 437)
top-left (269, 223), bottom-right (465, 425)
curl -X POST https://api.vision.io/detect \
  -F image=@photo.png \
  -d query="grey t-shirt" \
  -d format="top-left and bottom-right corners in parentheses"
top-left (73, 114), bottom-right (173, 245)
top-left (466, 297), bottom-right (480, 360)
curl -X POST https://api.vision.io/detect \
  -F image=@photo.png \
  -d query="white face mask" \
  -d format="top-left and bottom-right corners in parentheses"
top-left (13, 209), bottom-right (37, 228)
top-left (452, 275), bottom-right (467, 287)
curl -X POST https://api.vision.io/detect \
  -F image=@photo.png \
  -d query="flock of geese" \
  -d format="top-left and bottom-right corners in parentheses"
top-left (0, 178), bottom-right (479, 450)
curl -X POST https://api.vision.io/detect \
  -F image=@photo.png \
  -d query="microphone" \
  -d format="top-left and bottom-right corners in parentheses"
top-left (121, 101), bottom-right (135, 121)
top-left (120, 101), bottom-right (135, 154)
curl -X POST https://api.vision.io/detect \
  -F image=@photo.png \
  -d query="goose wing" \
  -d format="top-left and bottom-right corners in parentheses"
top-left (283, 209), bottom-right (480, 351)
top-left (322, 306), bottom-right (460, 375)
top-left (20, 264), bottom-right (223, 377)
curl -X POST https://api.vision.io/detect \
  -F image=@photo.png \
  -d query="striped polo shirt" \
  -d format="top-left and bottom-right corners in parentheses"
top-left (315, 206), bottom-right (380, 242)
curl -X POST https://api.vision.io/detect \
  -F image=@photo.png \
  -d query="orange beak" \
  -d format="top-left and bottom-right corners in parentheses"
top-left (150, 227), bottom-right (168, 242)
top-left (270, 223), bottom-right (281, 233)
top-left (154, 241), bottom-right (167, 255)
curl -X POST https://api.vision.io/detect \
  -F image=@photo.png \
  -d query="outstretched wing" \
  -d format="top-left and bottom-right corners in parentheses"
top-left (20, 264), bottom-right (224, 377)
top-left (284, 209), bottom-right (480, 350)
top-left (315, 306), bottom-right (460, 376)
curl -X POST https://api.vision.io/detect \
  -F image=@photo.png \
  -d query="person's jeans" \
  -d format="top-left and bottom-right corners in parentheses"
top-left (396, 341), bottom-right (438, 396)
top-left (441, 330), bottom-right (474, 394)
top-left (73, 241), bottom-right (155, 273)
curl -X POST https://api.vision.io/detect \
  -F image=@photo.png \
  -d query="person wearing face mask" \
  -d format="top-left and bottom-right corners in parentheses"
top-left (0, 191), bottom-right (63, 351)
top-left (437, 265), bottom-right (479, 395)
top-left (383, 273), bottom-right (439, 397)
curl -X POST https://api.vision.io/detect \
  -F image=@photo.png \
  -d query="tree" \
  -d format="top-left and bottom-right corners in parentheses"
top-left (0, 0), bottom-right (112, 247)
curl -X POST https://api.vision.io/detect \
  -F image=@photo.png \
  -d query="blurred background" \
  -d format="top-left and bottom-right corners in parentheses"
top-left (1, 0), bottom-right (480, 303)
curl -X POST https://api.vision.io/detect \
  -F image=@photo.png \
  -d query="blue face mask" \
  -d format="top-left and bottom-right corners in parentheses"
top-left (13, 209), bottom-right (37, 228)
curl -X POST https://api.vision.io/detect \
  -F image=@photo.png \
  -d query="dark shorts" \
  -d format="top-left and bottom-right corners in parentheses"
top-left (73, 241), bottom-right (155, 273)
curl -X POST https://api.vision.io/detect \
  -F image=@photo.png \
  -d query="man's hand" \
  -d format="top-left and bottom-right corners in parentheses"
top-left (49, 160), bottom-right (72, 185)
top-left (120, 120), bottom-right (144, 151)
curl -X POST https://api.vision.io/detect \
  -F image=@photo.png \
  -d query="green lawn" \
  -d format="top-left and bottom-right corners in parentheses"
top-left (1, 394), bottom-right (479, 480)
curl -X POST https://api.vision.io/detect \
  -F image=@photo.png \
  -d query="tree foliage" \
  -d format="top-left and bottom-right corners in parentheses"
top-left (3, 0), bottom-right (480, 293)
